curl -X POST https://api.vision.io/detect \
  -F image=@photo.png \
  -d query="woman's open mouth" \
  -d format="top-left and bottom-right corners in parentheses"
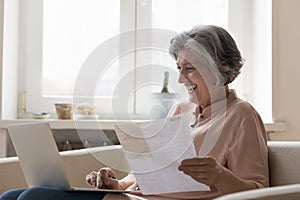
top-left (187, 84), bottom-right (197, 94)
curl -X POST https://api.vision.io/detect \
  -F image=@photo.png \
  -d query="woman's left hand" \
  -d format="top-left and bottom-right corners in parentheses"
top-left (178, 156), bottom-right (223, 187)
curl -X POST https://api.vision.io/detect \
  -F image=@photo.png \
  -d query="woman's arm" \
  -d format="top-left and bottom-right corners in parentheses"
top-left (178, 157), bottom-right (257, 195)
top-left (179, 109), bottom-right (269, 195)
top-left (214, 164), bottom-right (258, 194)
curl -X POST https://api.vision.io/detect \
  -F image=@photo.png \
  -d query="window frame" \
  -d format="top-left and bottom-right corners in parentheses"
top-left (19, 0), bottom-right (272, 121)
top-left (21, 0), bottom-right (137, 115)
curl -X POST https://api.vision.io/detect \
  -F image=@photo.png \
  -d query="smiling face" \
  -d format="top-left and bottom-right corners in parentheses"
top-left (177, 48), bottom-right (217, 107)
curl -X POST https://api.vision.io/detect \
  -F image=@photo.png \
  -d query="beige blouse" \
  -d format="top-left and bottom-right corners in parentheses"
top-left (104, 90), bottom-right (269, 200)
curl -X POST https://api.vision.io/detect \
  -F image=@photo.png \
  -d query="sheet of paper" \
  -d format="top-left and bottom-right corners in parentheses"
top-left (115, 114), bottom-right (210, 195)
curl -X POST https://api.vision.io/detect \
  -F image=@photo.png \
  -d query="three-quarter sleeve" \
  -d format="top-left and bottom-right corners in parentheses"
top-left (227, 111), bottom-right (269, 188)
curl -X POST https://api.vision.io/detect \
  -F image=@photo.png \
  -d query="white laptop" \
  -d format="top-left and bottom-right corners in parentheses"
top-left (7, 122), bottom-right (126, 193)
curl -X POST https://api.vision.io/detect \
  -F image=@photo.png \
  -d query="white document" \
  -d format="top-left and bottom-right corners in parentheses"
top-left (114, 114), bottom-right (210, 195)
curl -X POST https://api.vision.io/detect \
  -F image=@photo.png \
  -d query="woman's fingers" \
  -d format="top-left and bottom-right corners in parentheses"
top-left (87, 168), bottom-right (121, 189)
top-left (105, 177), bottom-right (120, 189)
top-left (86, 171), bottom-right (98, 187)
top-left (100, 167), bottom-right (116, 185)
top-left (178, 157), bottom-right (223, 186)
top-left (96, 172), bottom-right (104, 189)
top-left (180, 156), bottom-right (216, 166)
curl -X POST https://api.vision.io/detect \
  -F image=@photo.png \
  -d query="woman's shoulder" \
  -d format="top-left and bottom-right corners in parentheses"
top-left (228, 96), bottom-right (260, 119)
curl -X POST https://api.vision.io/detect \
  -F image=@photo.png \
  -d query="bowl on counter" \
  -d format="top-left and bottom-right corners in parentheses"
top-left (31, 112), bottom-right (51, 119)
top-left (54, 103), bottom-right (73, 119)
top-left (73, 104), bottom-right (98, 120)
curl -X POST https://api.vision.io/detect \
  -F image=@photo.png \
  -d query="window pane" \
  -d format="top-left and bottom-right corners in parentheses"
top-left (134, 0), bottom-right (228, 117)
top-left (42, 0), bottom-right (120, 97)
top-left (150, 0), bottom-right (228, 94)
top-left (152, 0), bottom-right (228, 31)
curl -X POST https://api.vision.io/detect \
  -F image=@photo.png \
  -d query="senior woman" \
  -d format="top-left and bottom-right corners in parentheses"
top-left (91, 25), bottom-right (269, 200)
top-left (0, 25), bottom-right (268, 200)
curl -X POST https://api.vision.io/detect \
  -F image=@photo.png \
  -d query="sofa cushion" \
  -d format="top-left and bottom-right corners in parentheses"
top-left (268, 141), bottom-right (300, 186)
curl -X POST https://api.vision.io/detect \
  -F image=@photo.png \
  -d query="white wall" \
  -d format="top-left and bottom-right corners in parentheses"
top-left (0, 0), bottom-right (300, 140)
top-left (270, 0), bottom-right (300, 140)
top-left (250, 0), bottom-right (272, 123)
top-left (1, 0), bottom-right (19, 119)
top-left (0, 0), bottom-right (4, 118)
top-left (228, 0), bottom-right (272, 122)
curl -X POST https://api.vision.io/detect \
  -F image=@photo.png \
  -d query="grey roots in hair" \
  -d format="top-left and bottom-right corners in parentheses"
top-left (169, 25), bottom-right (244, 85)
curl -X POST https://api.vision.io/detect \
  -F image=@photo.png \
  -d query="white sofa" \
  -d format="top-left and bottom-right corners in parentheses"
top-left (1, 141), bottom-right (300, 199)
top-left (215, 141), bottom-right (300, 200)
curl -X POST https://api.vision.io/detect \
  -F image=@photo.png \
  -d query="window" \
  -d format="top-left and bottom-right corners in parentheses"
top-left (20, 0), bottom-right (272, 121)
top-left (43, 0), bottom-right (120, 97)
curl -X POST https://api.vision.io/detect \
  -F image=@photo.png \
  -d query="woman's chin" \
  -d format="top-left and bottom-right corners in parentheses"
top-left (189, 96), bottom-right (198, 104)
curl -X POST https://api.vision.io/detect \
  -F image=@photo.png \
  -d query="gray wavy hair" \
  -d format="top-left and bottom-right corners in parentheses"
top-left (169, 25), bottom-right (244, 85)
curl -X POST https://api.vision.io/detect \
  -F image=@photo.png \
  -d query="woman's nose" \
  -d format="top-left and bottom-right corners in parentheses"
top-left (178, 72), bottom-right (187, 84)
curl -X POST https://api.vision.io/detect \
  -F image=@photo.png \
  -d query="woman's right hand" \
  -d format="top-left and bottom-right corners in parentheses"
top-left (86, 167), bottom-right (124, 190)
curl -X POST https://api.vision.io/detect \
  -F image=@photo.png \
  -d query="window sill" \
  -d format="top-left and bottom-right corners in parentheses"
top-left (0, 119), bottom-right (144, 130)
top-left (0, 119), bottom-right (287, 133)
top-left (264, 121), bottom-right (287, 134)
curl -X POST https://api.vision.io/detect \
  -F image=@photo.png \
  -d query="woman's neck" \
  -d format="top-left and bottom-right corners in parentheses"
top-left (199, 85), bottom-right (230, 111)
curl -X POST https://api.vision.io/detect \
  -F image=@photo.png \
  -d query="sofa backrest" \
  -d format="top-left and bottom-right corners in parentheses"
top-left (268, 141), bottom-right (300, 186)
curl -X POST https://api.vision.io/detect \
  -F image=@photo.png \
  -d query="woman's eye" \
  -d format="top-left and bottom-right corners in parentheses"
top-left (186, 67), bottom-right (195, 72)
top-left (177, 65), bottom-right (195, 73)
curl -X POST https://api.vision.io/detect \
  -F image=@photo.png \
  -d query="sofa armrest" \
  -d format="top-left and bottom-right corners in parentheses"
top-left (0, 156), bottom-right (27, 194)
top-left (214, 184), bottom-right (300, 200)
top-left (0, 145), bottom-right (130, 194)
top-left (268, 141), bottom-right (300, 186)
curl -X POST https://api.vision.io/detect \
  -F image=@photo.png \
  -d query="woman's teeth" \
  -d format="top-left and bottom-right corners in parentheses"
top-left (187, 84), bottom-right (197, 93)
